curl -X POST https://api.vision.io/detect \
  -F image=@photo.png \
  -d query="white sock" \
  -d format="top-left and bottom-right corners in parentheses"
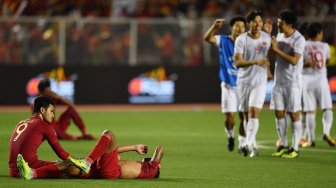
top-left (292, 120), bottom-right (302, 151)
top-left (252, 121), bottom-right (259, 148)
top-left (246, 118), bottom-right (258, 147)
top-left (276, 118), bottom-right (288, 147)
top-left (301, 113), bottom-right (307, 139)
top-left (305, 113), bottom-right (316, 142)
top-left (224, 127), bottom-right (235, 138)
top-left (238, 135), bottom-right (246, 148)
top-left (243, 119), bottom-right (247, 133)
top-left (323, 110), bottom-right (333, 136)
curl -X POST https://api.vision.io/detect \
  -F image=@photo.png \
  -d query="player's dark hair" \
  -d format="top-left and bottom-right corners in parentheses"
top-left (229, 16), bottom-right (247, 27)
top-left (32, 95), bottom-right (55, 113)
top-left (38, 79), bottom-right (50, 93)
top-left (306, 22), bottom-right (323, 39)
top-left (246, 10), bottom-right (263, 23)
top-left (278, 9), bottom-right (297, 28)
top-left (298, 22), bottom-right (308, 36)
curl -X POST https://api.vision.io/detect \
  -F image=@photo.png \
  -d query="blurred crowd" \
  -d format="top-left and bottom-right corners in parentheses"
top-left (0, 0), bottom-right (335, 66)
top-left (1, 0), bottom-right (335, 18)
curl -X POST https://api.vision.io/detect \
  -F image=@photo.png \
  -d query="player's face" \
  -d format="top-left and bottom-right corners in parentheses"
top-left (231, 21), bottom-right (246, 37)
top-left (277, 18), bottom-right (286, 33)
top-left (249, 15), bottom-right (263, 33)
top-left (41, 104), bottom-right (55, 124)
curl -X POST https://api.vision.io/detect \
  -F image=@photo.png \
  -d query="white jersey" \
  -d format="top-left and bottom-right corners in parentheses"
top-left (234, 31), bottom-right (271, 86)
top-left (302, 41), bottom-right (330, 79)
top-left (274, 30), bottom-right (306, 87)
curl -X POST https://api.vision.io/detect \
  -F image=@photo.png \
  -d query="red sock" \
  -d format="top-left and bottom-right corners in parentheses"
top-left (87, 134), bottom-right (111, 162)
top-left (34, 164), bottom-right (61, 178)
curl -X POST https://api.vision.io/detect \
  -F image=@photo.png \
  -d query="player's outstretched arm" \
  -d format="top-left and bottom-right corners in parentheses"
top-left (204, 19), bottom-right (225, 45)
top-left (46, 90), bottom-right (76, 108)
top-left (118, 144), bottom-right (148, 155)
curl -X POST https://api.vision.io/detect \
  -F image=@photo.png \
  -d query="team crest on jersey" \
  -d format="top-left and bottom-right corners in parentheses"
top-left (256, 46), bottom-right (260, 54)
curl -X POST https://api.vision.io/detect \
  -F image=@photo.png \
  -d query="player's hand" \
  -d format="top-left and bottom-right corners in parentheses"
top-left (213, 19), bottom-right (225, 29)
top-left (256, 58), bottom-right (269, 67)
top-left (263, 18), bottom-right (273, 34)
top-left (135, 144), bottom-right (148, 155)
top-left (271, 36), bottom-right (278, 52)
top-left (304, 60), bottom-right (314, 68)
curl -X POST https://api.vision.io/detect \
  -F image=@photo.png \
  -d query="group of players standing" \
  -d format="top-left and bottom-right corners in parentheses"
top-left (204, 9), bottom-right (335, 158)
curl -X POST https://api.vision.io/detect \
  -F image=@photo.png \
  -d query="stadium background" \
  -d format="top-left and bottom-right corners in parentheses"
top-left (0, 0), bottom-right (336, 105)
top-left (1, 1), bottom-right (336, 188)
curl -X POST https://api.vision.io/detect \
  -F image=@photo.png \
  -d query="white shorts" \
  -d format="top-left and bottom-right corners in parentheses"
top-left (221, 82), bottom-right (238, 113)
top-left (238, 83), bottom-right (266, 112)
top-left (302, 77), bottom-right (332, 111)
top-left (270, 84), bottom-right (302, 112)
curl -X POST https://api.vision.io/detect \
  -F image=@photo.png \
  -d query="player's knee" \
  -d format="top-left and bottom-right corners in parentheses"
top-left (249, 108), bottom-right (259, 118)
top-left (102, 130), bottom-right (117, 144)
top-left (289, 112), bottom-right (300, 122)
top-left (275, 111), bottom-right (285, 119)
top-left (103, 130), bottom-right (114, 138)
top-left (225, 113), bottom-right (235, 121)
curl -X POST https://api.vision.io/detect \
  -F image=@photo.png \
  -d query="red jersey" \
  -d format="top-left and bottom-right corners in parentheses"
top-left (8, 114), bottom-right (69, 173)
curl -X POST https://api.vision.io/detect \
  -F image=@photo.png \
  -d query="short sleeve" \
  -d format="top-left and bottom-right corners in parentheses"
top-left (294, 34), bottom-right (306, 55)
top-left (325, 43), bottom-right (331, 60)
top-left (214, 35), bottom-right (221, 47)
top-left (234, 35), bottom-right (245, 55)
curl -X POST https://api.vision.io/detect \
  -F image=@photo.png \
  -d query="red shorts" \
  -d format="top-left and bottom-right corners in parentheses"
top-left (136, 161), bottom-right (160, 179)
top-left (85, 149), bottom-right (121, 179)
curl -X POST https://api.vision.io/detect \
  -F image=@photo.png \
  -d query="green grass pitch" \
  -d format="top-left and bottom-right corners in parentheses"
top-left (0, 107), bottom-right (335, 187)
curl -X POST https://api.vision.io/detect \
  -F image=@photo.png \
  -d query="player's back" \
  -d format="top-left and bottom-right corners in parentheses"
top-left (8, 115), bottom-right (47, 172)
top-left (303, 40), bottom-right (329, 78)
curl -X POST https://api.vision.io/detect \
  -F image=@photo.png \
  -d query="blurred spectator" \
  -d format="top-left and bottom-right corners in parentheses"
top-left (0, 0), bottom-right (335, 66)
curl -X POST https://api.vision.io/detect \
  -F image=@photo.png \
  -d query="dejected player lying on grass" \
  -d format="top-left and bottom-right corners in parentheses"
top-left (17, 130), bottom-right (164, 180)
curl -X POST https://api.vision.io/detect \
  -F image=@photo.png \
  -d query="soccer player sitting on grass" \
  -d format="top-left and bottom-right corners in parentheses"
top-left (9, 96), bottom-right (77, 178)
top-left (17, 129), bottom-right (164, 180)
top-left (38, 78), bottom-right (95, 140)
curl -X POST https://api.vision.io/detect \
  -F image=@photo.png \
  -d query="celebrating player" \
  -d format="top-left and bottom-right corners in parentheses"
top-left (233, 10), bottom-right (271, 157)
top-left (270, 9), bottom-right (306, 158)
top-left (203, 16), bottom-right (247, 152)
top-left (38, 78), bottom-right (95, 140)
top-left (17, 130), bottom-right (164, 180)
top-left (301, 22), bottom-right (336, 147)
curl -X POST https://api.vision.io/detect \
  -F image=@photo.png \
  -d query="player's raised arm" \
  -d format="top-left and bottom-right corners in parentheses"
top-left (203, 19), bottom-right (225, 45)
top-left (118, 144), bottom-right (148, 155)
